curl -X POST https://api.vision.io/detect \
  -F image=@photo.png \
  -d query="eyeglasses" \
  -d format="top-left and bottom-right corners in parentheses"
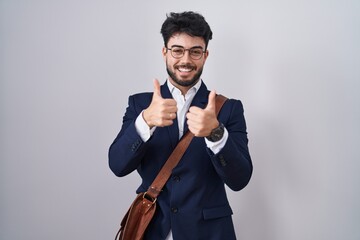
top-left (166, 46), bottom-right (206, 60)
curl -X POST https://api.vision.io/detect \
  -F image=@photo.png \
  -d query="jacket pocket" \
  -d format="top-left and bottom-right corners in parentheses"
top-left (202, 204), bottom-right (233, 220)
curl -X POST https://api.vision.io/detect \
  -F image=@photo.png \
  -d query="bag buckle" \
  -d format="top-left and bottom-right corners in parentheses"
top-left (142, 192), bottom-right (157, 204)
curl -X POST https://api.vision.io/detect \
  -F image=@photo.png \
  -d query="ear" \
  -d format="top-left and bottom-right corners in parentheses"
top-left (203, 49), bottom-right (209, 61)
top-left (162, 47), bottom-right (167, 59)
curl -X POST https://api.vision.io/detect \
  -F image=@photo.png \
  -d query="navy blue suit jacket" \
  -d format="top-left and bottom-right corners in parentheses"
top-left (109, 81), bottom-right (252, 240)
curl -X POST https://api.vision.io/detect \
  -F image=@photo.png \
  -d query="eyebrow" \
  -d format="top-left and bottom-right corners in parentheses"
top-left (170, 45), bottom-right (204, 49)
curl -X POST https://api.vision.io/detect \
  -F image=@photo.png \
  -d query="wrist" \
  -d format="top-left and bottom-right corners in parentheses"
top-left (142, 110), bottom-right (154, 129)
top-left (206, 122), bottom-right (225, 142)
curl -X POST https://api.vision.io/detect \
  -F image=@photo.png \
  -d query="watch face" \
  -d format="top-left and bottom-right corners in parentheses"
top-left (207, 123), bottom-right (224, 142)
top-left (212, 129), bottom-right (223, 140)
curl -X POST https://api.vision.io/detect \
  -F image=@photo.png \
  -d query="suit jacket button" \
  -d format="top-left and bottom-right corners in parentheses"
top-left (171, 207), bottom-right (178, 213)
top-left (173, 175), bottom-right (180, 182)
top-left (219, 155), bottom-right (227, 166)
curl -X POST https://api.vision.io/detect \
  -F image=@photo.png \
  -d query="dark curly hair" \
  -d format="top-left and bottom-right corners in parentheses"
top-left (160, 11), bottom-right (213, 49)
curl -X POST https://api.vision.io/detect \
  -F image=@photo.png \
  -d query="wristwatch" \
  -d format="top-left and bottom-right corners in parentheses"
top-left (206, 123), bottom-right (225, 142)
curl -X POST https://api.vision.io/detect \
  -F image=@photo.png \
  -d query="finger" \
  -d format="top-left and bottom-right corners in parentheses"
top-left (186, 111), bottom-right (200, 124)
top-left (153, 79), bottom-right (162, 98)
top-left (157, 119), bottom-right (174, 127)
top-left (205, 90), bottom-right (216, 111)
top-left (188, 106), bottom-right (202, 114)
top-left (168, 112), bottom-right (177, 119)
top-left (163, 99), bottom-right (178, 107)
top-left (187, 121), bottom-right (200, 136)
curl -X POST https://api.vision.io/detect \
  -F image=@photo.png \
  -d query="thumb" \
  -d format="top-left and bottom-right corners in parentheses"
top-left (153, 79), bottom-right (162, 98)
top-left (206, 90), bottom-right (216, 111)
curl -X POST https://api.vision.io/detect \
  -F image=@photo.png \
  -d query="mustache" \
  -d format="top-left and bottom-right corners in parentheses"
top-left (175, 63), bottom-right (196, 70)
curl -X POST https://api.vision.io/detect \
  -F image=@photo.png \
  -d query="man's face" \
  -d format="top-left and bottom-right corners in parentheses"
top-left (163, 32), bottom-right (209, 89)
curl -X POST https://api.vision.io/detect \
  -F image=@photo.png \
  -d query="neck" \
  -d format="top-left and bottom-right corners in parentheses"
top-left (168, 78), bottom-right (200, 96)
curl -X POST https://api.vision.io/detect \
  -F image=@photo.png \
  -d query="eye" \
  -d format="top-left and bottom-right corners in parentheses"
top-left (190, 48), bottom-right (203, 56)
top-left (172, 48), bottom-right (184, 55)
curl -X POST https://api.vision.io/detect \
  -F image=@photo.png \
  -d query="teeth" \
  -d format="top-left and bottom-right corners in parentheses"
top-left (178, 67), bottom-right (192, 72)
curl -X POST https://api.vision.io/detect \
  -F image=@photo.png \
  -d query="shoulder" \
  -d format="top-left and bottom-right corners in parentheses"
top-left (217, 97), bottom-right (246, 123)
top-left (127, 92), bottom-right (153, 110)
top-left (220, 96), bottom-right (244, 112)
top-left (130, 92), bottom-right (153, 100)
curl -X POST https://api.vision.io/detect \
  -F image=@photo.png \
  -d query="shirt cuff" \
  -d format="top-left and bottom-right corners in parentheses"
top-left (205, 127), bottom-right (229, 154)
top-left (135, 110), bottom-right (156, 142)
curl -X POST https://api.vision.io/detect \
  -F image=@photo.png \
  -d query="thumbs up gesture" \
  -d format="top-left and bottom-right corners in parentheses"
top-left (186, 90), bottom-right (219, 137)
top-left (143, 79), bottom-right (178, 128)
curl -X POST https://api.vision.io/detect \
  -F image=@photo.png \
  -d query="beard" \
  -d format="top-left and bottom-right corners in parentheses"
top-left (166, 62), bottom-right (203, 87)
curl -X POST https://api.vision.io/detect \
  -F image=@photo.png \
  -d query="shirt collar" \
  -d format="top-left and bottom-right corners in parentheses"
top-left (166, 79), bottom-right (202, 97)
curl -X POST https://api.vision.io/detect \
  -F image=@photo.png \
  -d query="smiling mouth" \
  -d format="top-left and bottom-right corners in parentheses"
top-left (176, 64), bottom-right (195, 72)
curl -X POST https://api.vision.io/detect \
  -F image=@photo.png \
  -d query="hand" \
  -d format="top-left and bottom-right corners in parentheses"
top-left (186, 90), bottom-right (219, 137)
top-left (143, 79), bottom-right (178, 128)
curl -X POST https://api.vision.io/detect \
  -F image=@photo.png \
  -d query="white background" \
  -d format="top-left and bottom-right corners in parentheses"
top-left (1, 0), bottom-right (359, 239)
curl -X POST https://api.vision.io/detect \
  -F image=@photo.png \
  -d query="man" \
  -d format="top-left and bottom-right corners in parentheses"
top-left (109, 11), bottom-right (252, 240)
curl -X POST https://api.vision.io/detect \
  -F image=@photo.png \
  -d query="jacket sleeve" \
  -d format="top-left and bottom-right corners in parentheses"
top-left (108, 94), bottom-right (151, 177)
top-left (207, 99), bottom-right (253, 191)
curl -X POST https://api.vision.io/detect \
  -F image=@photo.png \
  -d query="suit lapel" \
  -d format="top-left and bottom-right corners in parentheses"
top-left (189, 81), bottom-right (209, 110)
top-left (161, 83), bottom-right (179, 149)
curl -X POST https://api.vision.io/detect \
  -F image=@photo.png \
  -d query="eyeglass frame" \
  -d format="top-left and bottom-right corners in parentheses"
top-left (165, 45), bottom-right (206, 60)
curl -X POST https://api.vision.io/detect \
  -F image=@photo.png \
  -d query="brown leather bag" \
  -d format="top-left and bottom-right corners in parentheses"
top-left (115, 95), bottom-right (227, 240)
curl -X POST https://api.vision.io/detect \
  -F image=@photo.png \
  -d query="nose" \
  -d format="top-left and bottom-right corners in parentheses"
top-left (180, 49), bottom-right (192, 62)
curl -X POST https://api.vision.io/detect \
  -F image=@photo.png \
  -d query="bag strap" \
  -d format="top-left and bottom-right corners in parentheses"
top-left (145, 94), bottom-right (228, 200)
